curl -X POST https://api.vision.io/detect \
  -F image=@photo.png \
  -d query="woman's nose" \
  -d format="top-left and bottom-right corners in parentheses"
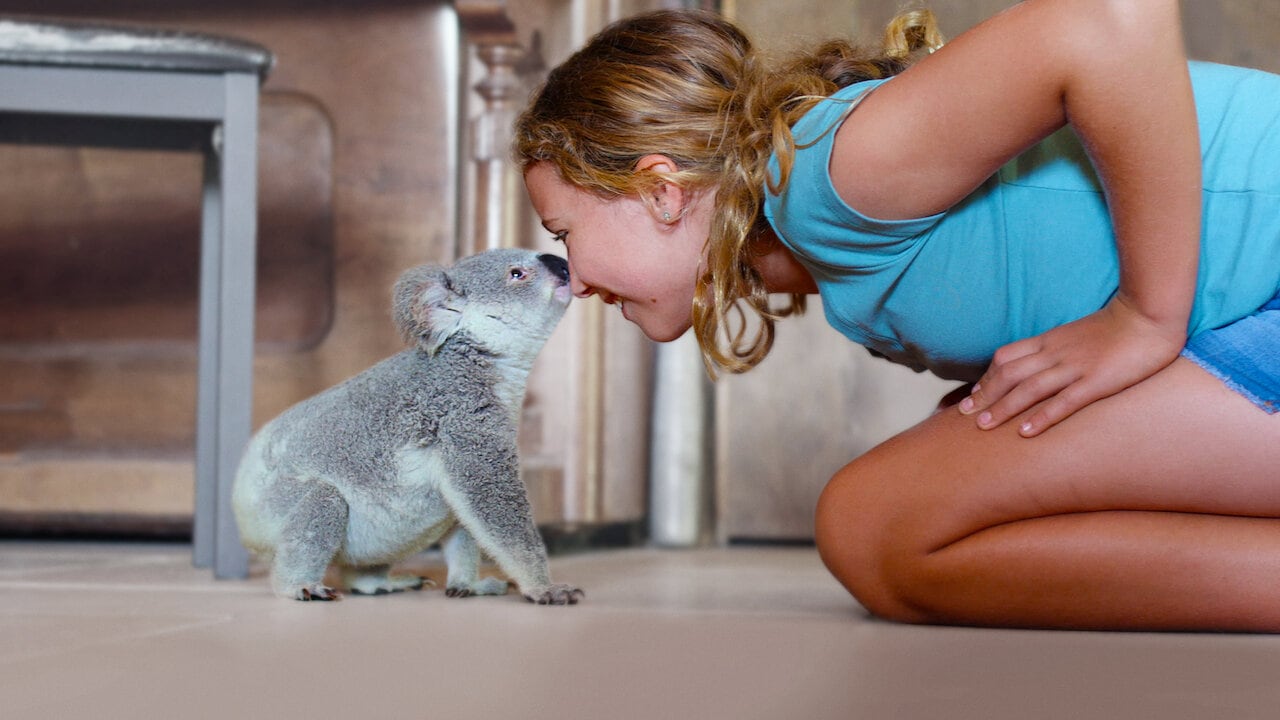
top-left (568, 262), bottom-right (594, 298)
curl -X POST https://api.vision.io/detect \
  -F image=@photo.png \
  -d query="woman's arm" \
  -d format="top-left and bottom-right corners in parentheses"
top-left (831, 0), bottom-right (1201, 436)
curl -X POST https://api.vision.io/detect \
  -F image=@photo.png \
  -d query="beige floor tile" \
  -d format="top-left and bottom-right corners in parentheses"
top-left (3, 541), bottom-right (1279, 719)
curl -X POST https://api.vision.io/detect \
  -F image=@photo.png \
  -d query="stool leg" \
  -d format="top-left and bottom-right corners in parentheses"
top-left (194, 73), bottom-right (258, 579)
top-left (212, 73), bottom-right (260, 580)
top-left (193, 137), bottom-right (222, 570)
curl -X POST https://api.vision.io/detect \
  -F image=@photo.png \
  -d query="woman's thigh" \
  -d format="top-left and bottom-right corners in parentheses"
top-left (815, 357), bottom-right (1280, 626)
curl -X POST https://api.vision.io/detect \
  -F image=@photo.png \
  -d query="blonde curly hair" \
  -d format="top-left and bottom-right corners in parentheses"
top-left (514, 9), bottom-right (943, 375)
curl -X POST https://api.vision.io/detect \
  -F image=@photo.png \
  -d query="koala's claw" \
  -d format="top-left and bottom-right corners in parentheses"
top-left (296, 585), bottom-right (340, 601)
top-left (445, 587), bottom-right (472, 598)
top-left (523, 584), bottom-right (584, 606)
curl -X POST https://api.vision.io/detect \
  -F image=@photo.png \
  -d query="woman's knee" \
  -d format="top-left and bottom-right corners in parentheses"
top-left (814, 453), bottom-right (932, 624)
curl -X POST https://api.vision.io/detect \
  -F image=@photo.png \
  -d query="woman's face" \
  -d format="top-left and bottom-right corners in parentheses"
top-left (524, 162), bottom-right (709, 342)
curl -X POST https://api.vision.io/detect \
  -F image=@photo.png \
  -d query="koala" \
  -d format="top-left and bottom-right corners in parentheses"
top-left (232, 248), bottom-right (582, 605)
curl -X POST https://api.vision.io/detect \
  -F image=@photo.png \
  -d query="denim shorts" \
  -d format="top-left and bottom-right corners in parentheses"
top-left (1181, 293), bottom-right (1280, 413)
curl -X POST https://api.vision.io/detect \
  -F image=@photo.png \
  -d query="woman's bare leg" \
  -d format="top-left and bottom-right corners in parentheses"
top-left (815, 358), bottom-right (1280, 631)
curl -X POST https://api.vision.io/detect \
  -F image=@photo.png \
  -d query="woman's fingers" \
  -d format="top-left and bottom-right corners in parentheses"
top-left (972, 361), bottom-right (1079, 431)
top-left (959, 338), bottom-right (1050, 421)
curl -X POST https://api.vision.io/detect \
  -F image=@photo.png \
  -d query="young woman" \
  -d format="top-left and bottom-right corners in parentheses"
top-left (516, 0), bottom-right (1280, 631)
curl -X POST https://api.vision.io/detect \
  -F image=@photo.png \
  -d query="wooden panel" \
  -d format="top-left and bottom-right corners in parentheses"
top-left (715, 305), bottom-right (956, 542)
top-left (0, 94), bottom-right (333, 353)
top-left (0, 2), bottom-right (459, 532)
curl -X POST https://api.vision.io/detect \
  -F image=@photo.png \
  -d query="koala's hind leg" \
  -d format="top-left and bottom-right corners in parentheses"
top-left (271, 480), bottom-right (348, 601)
top-left (443, 527), bottom-right (510, 598)
top-left (341, 564), bottom-right (434, 596)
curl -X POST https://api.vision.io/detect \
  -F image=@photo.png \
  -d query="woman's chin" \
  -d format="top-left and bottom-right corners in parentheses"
top-left (636, 317), bottom-right (693, 344)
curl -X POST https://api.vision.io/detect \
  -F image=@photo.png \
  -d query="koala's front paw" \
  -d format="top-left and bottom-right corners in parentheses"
top-left (523, 584), bottom-right (584, 606)
top-left (445, 577), bottom-right (509, 598)
top-left (293, 584), bottom-right (340, 601)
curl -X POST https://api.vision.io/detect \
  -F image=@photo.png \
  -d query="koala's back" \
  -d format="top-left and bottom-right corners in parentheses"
top-left (269, 352), bottom-right (421, 472)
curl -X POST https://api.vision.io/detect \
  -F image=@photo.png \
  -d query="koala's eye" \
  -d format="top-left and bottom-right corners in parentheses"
top-left (508, 267), bottom-right (527, 281)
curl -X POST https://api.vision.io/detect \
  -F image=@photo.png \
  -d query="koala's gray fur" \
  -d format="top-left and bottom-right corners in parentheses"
top-left (233, 248), bottom-right (582, 604)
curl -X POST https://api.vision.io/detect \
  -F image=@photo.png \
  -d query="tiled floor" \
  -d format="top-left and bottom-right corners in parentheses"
top-left (4, 541), bottom-right (1280, 719)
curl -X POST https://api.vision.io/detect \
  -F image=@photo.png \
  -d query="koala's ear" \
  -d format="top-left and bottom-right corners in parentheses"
top-left (392, 265), bottom-right (466, 354)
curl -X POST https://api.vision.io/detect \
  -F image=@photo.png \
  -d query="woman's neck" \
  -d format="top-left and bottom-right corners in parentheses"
top-left (751, 228), bottom-right (818, 295)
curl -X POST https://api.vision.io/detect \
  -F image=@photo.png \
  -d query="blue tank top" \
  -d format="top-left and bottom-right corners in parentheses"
top-left (762, 61), bottom-right (1280, 381)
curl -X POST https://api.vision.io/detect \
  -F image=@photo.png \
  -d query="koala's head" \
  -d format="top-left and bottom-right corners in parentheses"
top-left (393, 249), bottom-right (572, 358)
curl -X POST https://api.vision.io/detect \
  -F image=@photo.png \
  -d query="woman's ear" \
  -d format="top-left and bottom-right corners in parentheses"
top-left (635, 154), bottom-right (684, 225)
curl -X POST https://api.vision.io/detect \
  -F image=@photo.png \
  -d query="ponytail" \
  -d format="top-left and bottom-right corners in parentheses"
top-left (882, 9), bottom-right (946, 60)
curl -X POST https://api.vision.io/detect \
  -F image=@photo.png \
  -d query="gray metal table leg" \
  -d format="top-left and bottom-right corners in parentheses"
top-left (212, 72), bottom-right (259, 579)
top-left (193, 127), bottom-right (223, 570)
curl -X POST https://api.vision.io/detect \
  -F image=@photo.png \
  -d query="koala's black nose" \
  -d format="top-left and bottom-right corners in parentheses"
top-left (538, 253), bottom-right (570, 284)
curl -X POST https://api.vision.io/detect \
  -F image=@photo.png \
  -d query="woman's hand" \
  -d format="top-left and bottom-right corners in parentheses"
top-left (958, 295), bottom-right (1187, 437)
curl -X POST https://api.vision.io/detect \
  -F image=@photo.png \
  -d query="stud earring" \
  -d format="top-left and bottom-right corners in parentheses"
top-left (662, 212), bottom-right (672, 222)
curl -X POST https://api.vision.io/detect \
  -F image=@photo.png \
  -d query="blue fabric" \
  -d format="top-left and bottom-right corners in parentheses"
top-left (763, 61), bottom-right (1280, 383)
top-left (1182, 292), bottom-right (1280, 413)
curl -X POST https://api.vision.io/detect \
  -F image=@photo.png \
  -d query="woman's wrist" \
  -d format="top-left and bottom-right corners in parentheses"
top-left (1109, 290), bottom-right (1191, 344)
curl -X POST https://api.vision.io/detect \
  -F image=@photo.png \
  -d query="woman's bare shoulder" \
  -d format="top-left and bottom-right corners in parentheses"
top-left (829, 0), bottom-right (1169, 221)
